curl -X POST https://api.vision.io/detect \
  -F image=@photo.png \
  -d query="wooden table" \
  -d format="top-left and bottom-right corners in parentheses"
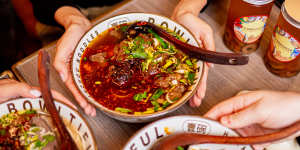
top-left (12, 0), bottom-right (300, 149)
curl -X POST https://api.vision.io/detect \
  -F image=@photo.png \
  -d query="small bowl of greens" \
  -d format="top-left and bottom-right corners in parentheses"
top-left (0, 98), bottom-right (97, 149)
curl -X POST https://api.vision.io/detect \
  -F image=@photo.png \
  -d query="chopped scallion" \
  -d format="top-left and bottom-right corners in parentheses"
top-left (115, 107), bottom-right (132, 113)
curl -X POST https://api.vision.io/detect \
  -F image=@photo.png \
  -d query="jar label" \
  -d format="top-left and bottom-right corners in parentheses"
top-left (234, 16), bottom-right (268, 44)
top-left (272, 26), bottom-right (300, 62)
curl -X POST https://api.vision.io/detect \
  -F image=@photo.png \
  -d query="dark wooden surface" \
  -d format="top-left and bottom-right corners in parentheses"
top-left (12, 0), bottom-right (300, 149)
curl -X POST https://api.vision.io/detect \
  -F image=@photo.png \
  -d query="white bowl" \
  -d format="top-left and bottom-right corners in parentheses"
top-left (123, 115), bottom-right (253, 150)
top-left (71, 13), bottom-right (204, 123)
top-left (0, 98), bottom-right (97, 150)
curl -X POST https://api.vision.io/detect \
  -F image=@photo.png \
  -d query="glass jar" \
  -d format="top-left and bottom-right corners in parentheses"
top-left (223, 0), bottom-right (274, 54)
top-left (264, 0), bottom-right (300, 77)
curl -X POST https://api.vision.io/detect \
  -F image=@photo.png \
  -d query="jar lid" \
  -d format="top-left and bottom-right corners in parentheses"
top-left (284, 0), bottom-right (300, 22)
top-left (243, 0), bottom-right (274, 5)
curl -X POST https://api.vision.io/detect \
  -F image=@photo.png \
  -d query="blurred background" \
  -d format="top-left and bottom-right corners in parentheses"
top-left (0, 0), bottom-right (285, 73)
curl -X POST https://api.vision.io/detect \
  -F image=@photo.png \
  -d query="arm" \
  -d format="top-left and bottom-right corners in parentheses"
top-left (205, 90), bottom-right (300, 149)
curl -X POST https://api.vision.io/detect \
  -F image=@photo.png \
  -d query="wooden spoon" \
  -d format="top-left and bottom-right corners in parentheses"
top-left (152, 120), bottom-right (300, 150)
top-left (126, 21), bottom-right (249, 65)
top-left (38, 50), bottom-right (78, 150)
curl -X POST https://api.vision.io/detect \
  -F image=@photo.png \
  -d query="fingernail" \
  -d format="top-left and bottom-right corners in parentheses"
top-left (30, 89), bottom-right (41, 97)
top-left (210, 63), bottom-right (214, 68)
top-left (221, 116), bottom-right (230, 125)
top-left (60, 73), bottom-right (66, 82)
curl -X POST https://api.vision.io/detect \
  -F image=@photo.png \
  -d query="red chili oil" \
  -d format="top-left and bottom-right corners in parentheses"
top-left (80, 25), bottom-right (161, 113)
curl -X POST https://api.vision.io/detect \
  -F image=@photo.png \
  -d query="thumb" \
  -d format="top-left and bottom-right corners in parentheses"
top-left (220, 103), bottom-right (262, 129)
top-left (0, 82), bottom-right (41, 102)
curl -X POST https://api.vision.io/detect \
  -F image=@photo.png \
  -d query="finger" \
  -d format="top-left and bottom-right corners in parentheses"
top-left (189, 96), bottom-right (197, 107)
top-left (0, 79), bottom-right (18, 85)
top-left (253, 145), bottom-right (266, 150)
top-left (199, 23), bottom-right (215, 52)
top-left (65, 74), bottom-right (96, 116)
top-left (204, 91), bottom-right (263, 120)
top-left (53, 38), bottom-right (71, 82)
top-left (51, 89), bottom-right (77, 110)
top-left (0, 82), bottom-right (41, 102)
top-left (171, 0), bottom-right (185, 20)
top-left (219, 102), bottom-right (264, 128)
top-left (53, 25), bottom-right (84, 82)
top-left (191, 95), bottom-right (202, 107)
top-left (196, 63), bottom-right (208, 99)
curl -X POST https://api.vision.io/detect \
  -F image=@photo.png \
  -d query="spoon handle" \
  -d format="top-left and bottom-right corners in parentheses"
top-left (152, 120), bottom-right (300, 150)
top-left (137, 22), bottom-right (249, 65)
top-left (38, 50), bottom-right (78, 150)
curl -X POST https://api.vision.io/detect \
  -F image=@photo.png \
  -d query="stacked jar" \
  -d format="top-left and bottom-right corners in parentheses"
top-left (264, 0), bottom-right (300, 77)
top-left (223, 0), bottom-right (274, 54)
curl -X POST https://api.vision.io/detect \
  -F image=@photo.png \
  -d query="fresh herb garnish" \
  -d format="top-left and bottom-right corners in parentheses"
top-left (148, 29), bottom-right (168, 49)
top-left (133, 92), bottom-right (147, 101)
top-left (187, 72), bottom-right (196, 84)
top-left (185, 59), bottom-right (193, 66)
top-left (24, 109), bottom-right (37, 115)
top-left (0, 129), bottom-right (5, 136)
top-left (151, 88), bottom-right (164, 101)
top-left (115, 107), bottom-right (132, 113)
top-left (172, 97), bottom-right (179, 101)
top-left (131, 50), bottom-right (148, 59)
top-left (177, 146), bottom-right (184, 150)
top-left (162, 101), bottom-right (170, 108)
top-left (151, 101), bottom-right (160, 111)
top-left (120, 25), bottom-right (129, 33)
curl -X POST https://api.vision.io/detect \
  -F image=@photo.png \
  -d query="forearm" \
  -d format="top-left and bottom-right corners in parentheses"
top-left (54, 6), bottom-right (91, 30)
top-left (174, 0), bottom-right (208, 17)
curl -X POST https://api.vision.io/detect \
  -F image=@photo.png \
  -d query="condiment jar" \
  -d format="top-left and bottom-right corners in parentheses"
top-left (223, 0), bottom-right (274, 54)
top-left (264, 0), bottom-right (300, 77)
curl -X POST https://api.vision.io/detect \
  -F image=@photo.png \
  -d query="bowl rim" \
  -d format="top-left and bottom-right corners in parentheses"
top-left (122, 115), bottom-right (254, 150)
top-left (0, 97), bottom-right (98, 150)
top-left (71, 12), bottom-right (206, 119)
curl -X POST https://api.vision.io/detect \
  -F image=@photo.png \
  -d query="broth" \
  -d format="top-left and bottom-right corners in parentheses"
top-left (80, 23), bottom-right (198, 114)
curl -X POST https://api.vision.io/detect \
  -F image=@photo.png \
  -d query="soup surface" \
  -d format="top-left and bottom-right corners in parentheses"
top-left (0, 110), bottom-right (57, 149)
top-left (0, 109), bottom-right (84, 150)
top-left (80, 23), bottom-right (198, 114)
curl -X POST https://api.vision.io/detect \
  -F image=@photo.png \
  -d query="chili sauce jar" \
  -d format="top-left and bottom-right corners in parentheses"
top-left (223, 0), bottom-right (274, 54)
top-left (264, 0), bottom-right (300, 77)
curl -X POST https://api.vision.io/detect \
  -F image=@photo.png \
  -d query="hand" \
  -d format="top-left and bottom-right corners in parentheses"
top-left (0, 79), bottom-right (76, 109)
top-left (53, 6), bottom-right (96, 116)
top-left (172, 0), bottom-right (215, 107)
top-left (205, 90), bottom-right (300, 150)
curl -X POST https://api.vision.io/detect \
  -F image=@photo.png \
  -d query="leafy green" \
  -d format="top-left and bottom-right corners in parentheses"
top-left (172, 97), bottom-right (179, 101)
top-left (177, 146), bottom-right (184, 150)
top-left (185, 59), bottom-right (193, 66)
top-left (150, 88), bottom-right (164, 101)
top-left (151, 101), bottom-right (160, 111)
top-left (115, 107), bottom-right (132, 113)
top-left (34, 140), bottom-right (42, 148)
top-left (162, 101), bottom-right (170, 108)
top-left (148, 29), bottom-right (168, 49)
top-left (43, 134), bottom-right (55, 143)
top-left (24, 109), bottom-right (37, 115)
top-left (131, 50), bottom-right (148, 59)
top-left (133, 92), bottom-right (147, 101)
top-left (0, 129), bottom-right (5, 136)
top-left (188, 72), bottom-right (196, 84)
top-left (120, 25), bottom-right (129, 33)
